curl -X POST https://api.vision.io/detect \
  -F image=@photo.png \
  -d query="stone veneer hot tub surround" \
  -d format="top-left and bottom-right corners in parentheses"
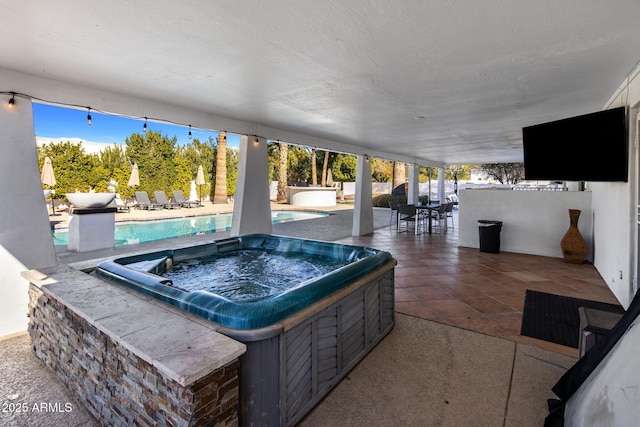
top-left (24, 264), bottom-right (246, 426)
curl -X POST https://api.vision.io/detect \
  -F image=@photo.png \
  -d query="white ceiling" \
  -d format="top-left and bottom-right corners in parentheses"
top-left (2, 0), bottom-right (640, 165)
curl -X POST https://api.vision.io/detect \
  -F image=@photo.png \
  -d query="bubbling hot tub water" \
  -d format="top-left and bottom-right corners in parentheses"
top-left (161, 250), bottom-right (349, 302)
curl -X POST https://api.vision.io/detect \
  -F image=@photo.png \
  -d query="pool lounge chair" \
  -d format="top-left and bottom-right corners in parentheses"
top-left (154, 190), bottom-right (182, 209)
top-left (134, 191), bottom-right (163, 210)
top-left (114, 195), bottom-right (130, 212)
top-left (172, 190), bottom-right (200, 208)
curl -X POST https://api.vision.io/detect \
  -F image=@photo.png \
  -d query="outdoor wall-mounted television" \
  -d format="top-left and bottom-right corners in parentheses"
top-left (522, 106), bottom-right (628, 182)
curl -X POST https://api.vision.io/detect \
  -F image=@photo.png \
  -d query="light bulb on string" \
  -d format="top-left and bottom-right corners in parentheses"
top-left (188, 125), bottom-right (192, 139)
top-left (87, 107), bottom-right (92, 125)
top-left (8, 93), bottom-right (15, 109)
top-left (143, 117), bottom-right (147, 132)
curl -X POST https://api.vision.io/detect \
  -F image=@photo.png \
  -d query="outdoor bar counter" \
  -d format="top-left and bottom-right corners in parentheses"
top-left (286, 186), bottom-right (336, 206)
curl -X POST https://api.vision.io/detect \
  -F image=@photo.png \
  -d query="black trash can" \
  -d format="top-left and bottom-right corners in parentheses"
top-left (478, 220), bottom-right (503, 253)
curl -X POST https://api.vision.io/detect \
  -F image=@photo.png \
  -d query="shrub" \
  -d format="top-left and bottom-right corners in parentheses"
top-left (372, 194), bottom-right (407, 208)
top-left (372, 194), bottom-right (430, 207)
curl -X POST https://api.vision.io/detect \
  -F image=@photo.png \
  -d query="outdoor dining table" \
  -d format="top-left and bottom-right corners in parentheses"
top-left (416, 203), bottom-right (441, 234)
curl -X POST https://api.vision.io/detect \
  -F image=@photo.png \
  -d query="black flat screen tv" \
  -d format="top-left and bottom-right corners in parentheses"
top-left (522, 106), bottom-right (628, 182)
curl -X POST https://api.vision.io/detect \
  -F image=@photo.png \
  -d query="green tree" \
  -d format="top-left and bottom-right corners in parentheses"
top-left (180, 136), bottom-right (216, 199)
top-left (125, 131), bottom-right (177, 195)
top-left (331, 154), bottom-right (357, 182)
top-left (480, 162), bottom-right (524, 184)
top-left (288, 146), bottom-right (311, 184)
top-left (225, 148), bottom-right (238, 196)
top-left (371, 158), bottom-right (393, 182)
top-left (37, 141), bottom-right (95, 197)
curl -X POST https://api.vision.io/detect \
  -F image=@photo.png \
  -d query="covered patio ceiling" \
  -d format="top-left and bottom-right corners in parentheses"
top-left (2, 0), bottom-right (640, 166)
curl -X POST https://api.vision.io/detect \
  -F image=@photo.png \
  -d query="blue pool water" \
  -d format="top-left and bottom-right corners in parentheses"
top-left (52, 211), bottom-right (328, 246)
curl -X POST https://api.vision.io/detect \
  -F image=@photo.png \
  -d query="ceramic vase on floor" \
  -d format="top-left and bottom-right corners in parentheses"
top-left (560, 209), bottom-right (588, 263)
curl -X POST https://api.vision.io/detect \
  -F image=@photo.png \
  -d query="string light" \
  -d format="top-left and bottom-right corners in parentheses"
top-left (2, 90), bottom-right (357, 158)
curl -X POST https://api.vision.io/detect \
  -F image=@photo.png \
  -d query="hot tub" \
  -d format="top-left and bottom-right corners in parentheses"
top-left (96, 234), bottom-right (395, 426)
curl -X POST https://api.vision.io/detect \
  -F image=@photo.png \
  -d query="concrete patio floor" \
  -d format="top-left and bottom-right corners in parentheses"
top-left (1, 202), bottom-right (617, 426)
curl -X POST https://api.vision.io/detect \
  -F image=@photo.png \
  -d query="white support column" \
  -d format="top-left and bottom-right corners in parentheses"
top-left (352, 155), bottom-right (374, 236)
top-left (231, 136), bottom-right (272, 236)
top-left (437, 167), bottom-right (446, 202)
top-left (0, 95), bottom-right (58, 336)
top-left (408, 163), bottom-right (419, 204)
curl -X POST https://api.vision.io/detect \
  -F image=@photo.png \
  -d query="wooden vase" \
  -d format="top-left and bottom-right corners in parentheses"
top-left (560, 209), bottom-right (588, 264)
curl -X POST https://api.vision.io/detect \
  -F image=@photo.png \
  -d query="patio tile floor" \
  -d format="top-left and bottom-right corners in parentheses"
top-left (338, 210), bottom-right (621, 358)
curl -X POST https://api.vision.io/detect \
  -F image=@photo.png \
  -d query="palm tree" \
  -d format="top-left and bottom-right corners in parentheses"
top-left (321, 150), bottom-right (329, 187)
top-left (311, 148), bottom-right (317, 186)
top-left (213, 132), bottom-right (227, 204)
top-left (277, 142), bottom-right (288, 202)
top-left (392, 161), bottom-right (406, 193)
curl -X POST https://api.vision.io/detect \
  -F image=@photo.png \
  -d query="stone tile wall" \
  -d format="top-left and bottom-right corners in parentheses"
top-left (27, 284), bottom-right (239, 426)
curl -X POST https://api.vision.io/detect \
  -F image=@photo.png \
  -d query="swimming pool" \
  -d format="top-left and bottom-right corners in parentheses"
top-left (52, 211), bottom-right (328, 246)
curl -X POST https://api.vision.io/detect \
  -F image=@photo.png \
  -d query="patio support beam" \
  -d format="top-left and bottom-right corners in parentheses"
top-left (352, 155), bottom-right (374, 236)
top-left (408, 163), bottom-right (419, 204)
top-left (437, 167), bottom-right (446, 202)
top-left (0, 95), bottom-right (58, 336)
top-left (231, 136), bottom-right (272, 236)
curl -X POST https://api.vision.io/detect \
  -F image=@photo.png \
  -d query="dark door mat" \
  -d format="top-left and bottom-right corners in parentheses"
top-left (520, 290), bottom-right (625, 348)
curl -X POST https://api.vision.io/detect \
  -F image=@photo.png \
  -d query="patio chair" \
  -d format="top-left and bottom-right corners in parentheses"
top-left (388, 200), bottom-right (399, 227)
top-left (397, 204), bottom-right (420, 234)
top-left (430, 203), bottom-right (448, 232)
top-left (172, 190), bottom-right (199, 208)
top-left (134, 191), bottom-right (163, 210)
top-left (114, 194), bottom-right (130, 213)
top-left (154, 191), bottom-right (182, 209)
top-left (445, 201), bottom-right (455, 228)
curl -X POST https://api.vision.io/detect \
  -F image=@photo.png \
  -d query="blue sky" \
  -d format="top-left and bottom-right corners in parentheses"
top-left (33, 103), bottom-right (240, 148)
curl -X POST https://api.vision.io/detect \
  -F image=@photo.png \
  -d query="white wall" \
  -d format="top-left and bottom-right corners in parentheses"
top-left (561, 62), bottom-right (640, 427)
top-left (0, 95), bottom-right (58, 336)
top-left (458, 189), bottom-right (592, 260)
top-left (591, 65), bottom-right (640, 308)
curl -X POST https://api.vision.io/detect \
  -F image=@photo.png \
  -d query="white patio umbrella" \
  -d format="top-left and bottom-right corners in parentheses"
top-left (196, 165), bottom-right (205, 206)
top-left (41, 156), bottom-right (56, 187)
top-left (125, 162), bottom-right (140, 208)
top-left (127, 162), bottom-right (140, 187)
top-left (40, 156), bottom-right (57, 214)
top-left (326, 168), bottom-right (334, 187)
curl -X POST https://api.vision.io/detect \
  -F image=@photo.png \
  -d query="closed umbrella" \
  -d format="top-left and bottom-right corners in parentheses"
top-left (41, 156), bottom-right (56, 187)
top-left (41, 156), bottom-right (57, 215)
top-left (326, 168), bottom-right (334, 187)
top-left (128, 163), bottom-right (140, 187)
top-left (196, 165), bottom-right (205, 206)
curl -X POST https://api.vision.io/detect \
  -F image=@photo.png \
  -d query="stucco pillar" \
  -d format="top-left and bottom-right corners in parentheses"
top-left (0, 94), bottom-right (58, 336)
top-left (231, 136), bottom-right (272, 235)
top-left (408, 163), bottom-right (419, 204)
top-left (437, 167), bottom-right (446, 202)
top-left (352, 155), bottom-right (374, 236)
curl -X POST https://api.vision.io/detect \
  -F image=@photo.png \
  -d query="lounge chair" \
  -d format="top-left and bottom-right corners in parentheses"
top-left (172, 190), bottom-right (200, 208)
top-left (134, 191), bottom-right (163, 210)
top-left (114, 194), bottom-right (130, 212)
top-left (154, 190), bottom-right (182, 209)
